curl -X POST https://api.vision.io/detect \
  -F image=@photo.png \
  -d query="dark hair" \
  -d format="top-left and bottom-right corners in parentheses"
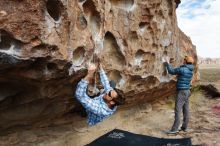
top-left (113, 89), bottom-right (126, 106)
top-left (109, 80), bottom-right (116, 89)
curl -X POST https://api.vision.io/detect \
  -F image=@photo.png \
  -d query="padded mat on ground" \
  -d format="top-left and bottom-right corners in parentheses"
top-left (86, 129), bottom-right (192, 146)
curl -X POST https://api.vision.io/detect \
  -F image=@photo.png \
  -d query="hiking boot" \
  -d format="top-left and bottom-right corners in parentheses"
top-left (179, 127), bottom-right (189, 132)
top-left (165, 130), bottom-right (179, 134)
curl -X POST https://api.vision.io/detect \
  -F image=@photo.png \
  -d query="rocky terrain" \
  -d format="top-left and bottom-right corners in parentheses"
top-left (0, 0), bottom-right (198, 134)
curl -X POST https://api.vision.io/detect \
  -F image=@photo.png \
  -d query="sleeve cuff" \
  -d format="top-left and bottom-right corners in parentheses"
top-left (81, 79), bottom-right (89, 84)
top-left (164, 62), bottom-right (169, 67)
top-left (99, 68), bottom-right (104, 73)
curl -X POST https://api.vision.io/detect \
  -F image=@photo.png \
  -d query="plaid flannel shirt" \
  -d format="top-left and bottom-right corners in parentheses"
top-left (75, 68), bottom-right (117, 126)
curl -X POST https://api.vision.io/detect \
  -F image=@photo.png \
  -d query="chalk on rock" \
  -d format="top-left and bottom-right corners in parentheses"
top-left (0, 10), bottom-right (7, 17)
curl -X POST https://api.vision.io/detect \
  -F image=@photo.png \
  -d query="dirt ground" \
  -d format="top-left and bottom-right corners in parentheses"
top-left (0, 67), bottom-right (220, 146)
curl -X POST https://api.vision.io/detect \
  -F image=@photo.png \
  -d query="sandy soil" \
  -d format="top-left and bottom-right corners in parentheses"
top-left (0, 88), bottom-right (219, 146)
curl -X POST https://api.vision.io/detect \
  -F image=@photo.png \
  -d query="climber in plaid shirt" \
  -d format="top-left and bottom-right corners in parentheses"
top-left (75, 63), bottom-right (124, 125)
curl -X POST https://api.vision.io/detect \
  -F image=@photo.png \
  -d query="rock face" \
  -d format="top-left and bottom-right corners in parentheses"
top-left (0, 0), bottom-right (197, 129)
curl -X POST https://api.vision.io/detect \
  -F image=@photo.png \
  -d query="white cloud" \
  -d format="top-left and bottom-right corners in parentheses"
top-left (177, 0), bottom-right (220, 58)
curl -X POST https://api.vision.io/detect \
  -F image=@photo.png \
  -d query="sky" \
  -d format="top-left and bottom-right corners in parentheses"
top-left (176, 0), bottom-right (220, 58)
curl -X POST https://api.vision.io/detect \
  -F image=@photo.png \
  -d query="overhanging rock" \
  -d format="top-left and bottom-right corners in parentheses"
top-left (0, 0), bottom-right (197, 129)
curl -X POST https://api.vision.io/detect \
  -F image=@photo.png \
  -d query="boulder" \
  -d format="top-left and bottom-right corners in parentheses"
top-left (0, 0), bottom-right (197, 129)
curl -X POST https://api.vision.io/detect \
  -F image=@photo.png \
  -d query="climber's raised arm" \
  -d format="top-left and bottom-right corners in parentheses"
top-left (98, 63), bottom-right (112, 93)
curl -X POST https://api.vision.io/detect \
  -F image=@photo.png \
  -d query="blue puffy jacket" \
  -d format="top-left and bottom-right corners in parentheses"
top-left (166, 63), bottom-right (194, 90)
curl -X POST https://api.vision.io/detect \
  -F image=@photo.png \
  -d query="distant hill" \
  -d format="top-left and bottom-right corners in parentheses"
top-left (198, 57), bottom-right (220, 65)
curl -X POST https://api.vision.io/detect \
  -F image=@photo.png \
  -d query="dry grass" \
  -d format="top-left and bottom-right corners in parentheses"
top-left (199, 66), bottom-right (220, 82)
top-left (199, 64), bottom-right (220, 69)
top-left (198, 65), bottom-right (220, 98)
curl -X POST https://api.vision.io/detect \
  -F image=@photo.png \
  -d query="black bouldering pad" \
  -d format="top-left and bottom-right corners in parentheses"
top-left (86, 129), bottom-right (192, 146)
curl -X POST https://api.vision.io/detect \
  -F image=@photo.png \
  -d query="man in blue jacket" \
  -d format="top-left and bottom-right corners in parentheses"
top-left (164, 56), bottom-right (194, 134)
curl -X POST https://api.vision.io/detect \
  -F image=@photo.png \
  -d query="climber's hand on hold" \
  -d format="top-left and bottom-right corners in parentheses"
top-left (87, 63), bottom-right (96, 74)
top-left (165, 56), bottom-right (170, 64)
top-left (98, 61), bottom-right (103, 70)
top-left (99, 63), bottom-right (103, 70)
top-left (162, 56), bottom-right (170, 64)
top-left (162, 57), bottom-right (166, 63)
top-left (170, 58), bottom-right (174, 64)
top-left (83, 63), bottom-right (96, 82)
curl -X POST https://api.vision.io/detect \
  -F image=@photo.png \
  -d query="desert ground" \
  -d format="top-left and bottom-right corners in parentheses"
top-left (0, 65), bottom-right (220, 146)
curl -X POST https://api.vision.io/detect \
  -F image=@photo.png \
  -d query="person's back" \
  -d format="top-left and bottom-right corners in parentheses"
top-left (175, 64), bottom-right (193, 90)
top-left (164, 56), bottom-right (194, 134)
